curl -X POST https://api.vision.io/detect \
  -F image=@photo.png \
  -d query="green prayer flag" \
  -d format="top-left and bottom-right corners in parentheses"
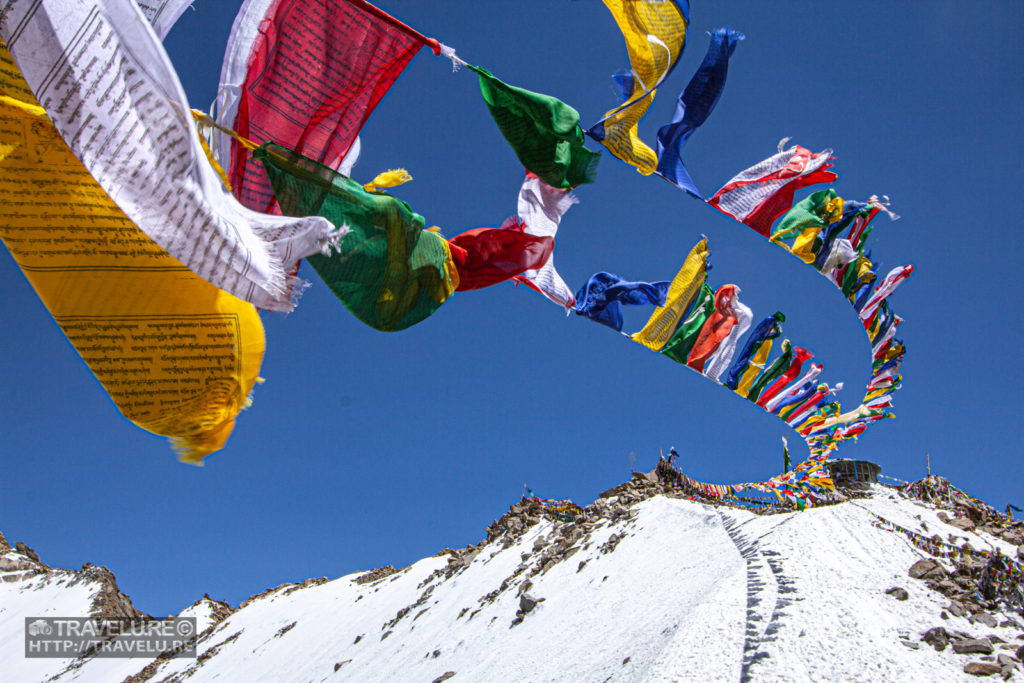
top-left (660, 283), bottom-right (713, 364)
top-left (770, 189), bottom-right (837, 243)
top-left (471, 65), bottom-right (600, 189)
top-left (255, 144), bottom-right (454, 332)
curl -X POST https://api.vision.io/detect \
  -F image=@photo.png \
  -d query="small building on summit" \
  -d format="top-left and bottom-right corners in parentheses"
top-left (827, 459), bottom-right (882, 486)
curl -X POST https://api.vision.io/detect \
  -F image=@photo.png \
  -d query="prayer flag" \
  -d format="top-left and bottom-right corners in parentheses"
top-left (512, 172), bottom-right (579, 309)
top-left (223, 0), bottom-right (439, 212)
top-left (703, 297), bottom-right (752, 382)
top-left (708, 144), bottom-right (837, 236)
top-left (632, 237), bottom-right (710, 351)
top-left (589, 0), bottom-right (689, 174)
top-left (0, 0), bottom-right (337, 312)
top-left (0, 40), bottom-right (264, 462)
top-left (472, 66), bottom-right (600, 189)
top-left (574, 273), bottom-right (670, 332)
top-left (686, 284), bottom-right (741, 372)
top-left (656, 27), bottom-right (744, 197)
top-left (256, 143), bottom-right (457, 331)
top-left (448, 226), bottom-right (554, 292)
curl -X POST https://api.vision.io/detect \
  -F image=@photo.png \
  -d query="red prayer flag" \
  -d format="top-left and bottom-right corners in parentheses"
top-left (448, 228), bottom-right (554, 292)
top-left (230, 0), bottom-right (440, 212)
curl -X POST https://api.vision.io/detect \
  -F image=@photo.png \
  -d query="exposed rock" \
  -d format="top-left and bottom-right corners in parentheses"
top-left (519, 593), bottom-right (544, 615)
top-left (909, 558), bottom-right (946, 580)
top-left (0, 530), bottom-right (10, 551)
top-left (938, 512), bottom-right (951, 523)
top-left (354, 566), bottom-right (396, 585)
top-left (974, 613), bottom-right (998, 628)
top-left (955, 639), bottom-right (995, 655)
top-left (14, 541), bottom-right (41, 563)
top-left (997, 654), bottom-right (1018, 667)
top-left (334, 660), bottom-right (351, 671)
top-left (79, 563), bottom-right (147, 620)
top-left (0, 555), bottom-right (35, 572)
top-left (949, 517), bottom-right (976, 531)
top-left (963, 662), bottom-right (1000, 676)
top-left (899, 640), bottom-right (919, 650)
top-left (1018, 546), bottom-right (1024, 562)
top-left (1001, 532), bottom-right (1023, 546)
top-left (948, 601), bottom-right (967, 618)
top-left (1018, 644), bottom-right (1024, 661)
top-left (885, 586), bottom-right (908, 601)
top-left (431, 673), bottom-right (456, 683)
top-left (922, 627), bottom-right (950, 651)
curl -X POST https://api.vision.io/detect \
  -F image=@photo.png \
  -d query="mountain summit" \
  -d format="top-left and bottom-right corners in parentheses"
top-left (2, 475), bottom-right (1022, 682)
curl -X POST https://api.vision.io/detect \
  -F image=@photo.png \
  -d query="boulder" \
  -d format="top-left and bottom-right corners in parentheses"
top-left (519, 593), bottom-right (544, 615)
top-left (909, 559), bottom-right (946, 580)
top-left (949, 517), bottom-right (976, 531)
top-left (954, 639), bottom-right (995, 655)
top-left (963, 662), bottom-right (1000, 676)
top-left (922, 627), bottom-right (950, 651)
top-left (885, 587), bottom-right (909, 601)
top-left (974, 613), bottom-right (998, 628)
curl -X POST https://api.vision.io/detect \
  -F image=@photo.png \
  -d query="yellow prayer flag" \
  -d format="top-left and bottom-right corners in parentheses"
top-left (0, 41), bottom-right (264, 463)
top-left (631, 237), bottom-right (708, 351)
top-left (593, 0), bottom-right (688, 174)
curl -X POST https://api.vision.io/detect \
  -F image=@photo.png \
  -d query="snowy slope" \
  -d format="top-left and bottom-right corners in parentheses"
top-left (3, 484), bottom-right (1023, 682)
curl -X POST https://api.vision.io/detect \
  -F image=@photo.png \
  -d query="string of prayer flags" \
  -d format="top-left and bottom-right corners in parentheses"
top-left (471, 65), bottom-right (601, 189)
top-left (0, 0), bottom-right (338, 312)
top-left (0, 39), bottom-right (264, 463)
top-left (589, 0), bottom-right (690, 174)
top-left (656, 27), bottom-right (744, 198)
top-left (256, 143), bottom-right (457, 332)
top-left (573, 273), bottom-right (671, 332)
top-left (511, 172), bottom-right (580, 309)
top-left (220, 0), bottom-right (440, 212)
top-left (707, 143), bottom-right (837, 236)
top-left (632, 237), bottom-right (710, 351)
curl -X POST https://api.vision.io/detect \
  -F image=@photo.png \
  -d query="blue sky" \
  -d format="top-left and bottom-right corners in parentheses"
top-left (1, 0), bottom-right (1021, 617)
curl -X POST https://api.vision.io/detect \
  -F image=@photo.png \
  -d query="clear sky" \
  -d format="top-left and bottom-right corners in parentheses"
top-left (1, 0), bottom-right (1021, 617)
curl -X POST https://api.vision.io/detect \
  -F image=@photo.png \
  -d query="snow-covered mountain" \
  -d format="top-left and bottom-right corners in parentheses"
top-left (2, 476), bottom-right (1023, 682)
